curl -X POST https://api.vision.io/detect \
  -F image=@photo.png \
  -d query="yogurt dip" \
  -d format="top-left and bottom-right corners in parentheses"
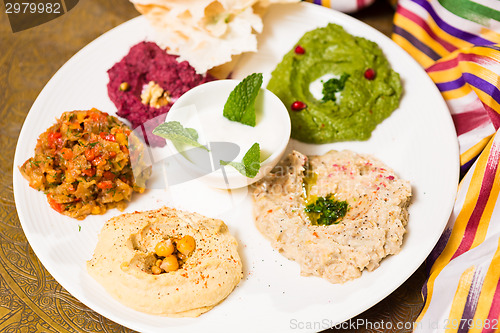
top-left (165, 79), bottom-right (291, 189)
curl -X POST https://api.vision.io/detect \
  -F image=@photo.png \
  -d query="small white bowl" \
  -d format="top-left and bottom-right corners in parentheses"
top-left (165, 79), bottom-right (291, 189)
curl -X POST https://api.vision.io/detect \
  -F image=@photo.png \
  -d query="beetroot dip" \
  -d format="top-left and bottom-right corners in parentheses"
top-left (107, 41), bottom-right (215, 147)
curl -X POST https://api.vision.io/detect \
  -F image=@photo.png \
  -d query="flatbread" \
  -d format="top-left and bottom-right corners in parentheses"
top-left (131, 0), bottom-right (299, 74)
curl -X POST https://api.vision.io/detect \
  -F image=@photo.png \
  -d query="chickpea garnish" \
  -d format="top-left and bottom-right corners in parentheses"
top-left (155, 239), bottom-right (174, 257)
top-left (151, 265), bottom-right (162, 275)
top-left (160, 255), bottom-right (179, 272)
top-left (151, 235), bottom-right (196, 274)
top-left (177, 235), bottom-right (196, 256)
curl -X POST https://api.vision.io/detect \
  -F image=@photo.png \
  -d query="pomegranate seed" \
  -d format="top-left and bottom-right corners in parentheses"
top-left (364, 68), bottom-right (376, 80)
top-left (291, 101), bottom-right (307, 111)
top-left (294, 45), bottom-right (305, 55)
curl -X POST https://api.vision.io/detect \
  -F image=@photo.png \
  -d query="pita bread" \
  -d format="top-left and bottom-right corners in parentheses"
top-left (131, 0), bottom-right (299, 75)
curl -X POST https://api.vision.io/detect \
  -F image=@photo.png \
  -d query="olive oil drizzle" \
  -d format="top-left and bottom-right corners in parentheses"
top-left (301, 164), bottom-right (349, 225)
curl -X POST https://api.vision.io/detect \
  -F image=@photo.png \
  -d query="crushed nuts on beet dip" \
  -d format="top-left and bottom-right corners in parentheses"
top-left (107, 41), bottom-right (215, 147)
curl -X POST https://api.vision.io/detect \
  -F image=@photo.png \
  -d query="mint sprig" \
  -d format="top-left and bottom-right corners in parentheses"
top-left (220, 142), bottom-right (261, 178)
top-left (223, 73), bottom-right (263, 127)
top-left (152, 121), bottom-right (208, 151)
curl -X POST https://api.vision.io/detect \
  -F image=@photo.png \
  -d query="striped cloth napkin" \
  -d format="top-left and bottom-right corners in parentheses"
top-left (393, 1), bottom-right (500, 330)
top-left (311, 0), bottom-right (500, 330)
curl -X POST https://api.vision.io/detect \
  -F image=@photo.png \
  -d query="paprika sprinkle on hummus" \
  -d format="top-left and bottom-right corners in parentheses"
top-left (87, 207), bottom-right (242, 317)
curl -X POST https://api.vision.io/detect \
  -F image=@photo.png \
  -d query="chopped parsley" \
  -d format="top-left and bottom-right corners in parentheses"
top-left (304, 194), bottom-right (349, 225)
top-left (65, 203), bottom-right (75, 210)
top-left (322, 74), bottom-right (349, 102)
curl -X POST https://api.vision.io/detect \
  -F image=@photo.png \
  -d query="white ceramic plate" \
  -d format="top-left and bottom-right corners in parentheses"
top-left (13, 3), bottom-right (459, 332)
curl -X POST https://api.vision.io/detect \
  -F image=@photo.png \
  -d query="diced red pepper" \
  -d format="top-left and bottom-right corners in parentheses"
top-left (103, 171), bottom-right (116, 180)
top-left (85, 148), bottom-right (95, 161)
top-left (97, 181), bottom-right (113, 190)
top-left (48, 132), bottom-right (62, 141)
top-left (60, 148), bottom-right (73, 160)
top-left (48, 132), bottom-right (62, 149)
top-left (82, 168), bottom-right (96, 177)
top-left (109, 151), bottom-right (117, 158)
top-left (90, 110), bottom-right (108, 122)
top-left (89, 113), bottom-right (99, 121)
top-left (47, 195), bottom-right (63, 213)
top-left (100, 132), bottom-right (116, 142)
top-left (91, 156), bottom-right (105, 167)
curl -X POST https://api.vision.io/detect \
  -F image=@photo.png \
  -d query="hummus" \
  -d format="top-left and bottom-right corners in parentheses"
top-left (87, 207), bottom-right (242, 317)
top-left (252, 150), bottom-right (411, 283)
top-left (267, 23), bottom-right (402, 144)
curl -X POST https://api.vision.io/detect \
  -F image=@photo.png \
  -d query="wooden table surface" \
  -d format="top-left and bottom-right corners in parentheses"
top-left (0, 1), bottom-right (426, 331)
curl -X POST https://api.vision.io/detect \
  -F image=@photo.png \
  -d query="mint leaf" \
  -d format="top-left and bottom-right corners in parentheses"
top-left (152, 121), bottom-right (208, 151)
top-left (220, 143), bottom-right (260, 178)
top-left (220, 159), bottom-right (246, 176)
top-left (223, 73), bottom-right (263, 127)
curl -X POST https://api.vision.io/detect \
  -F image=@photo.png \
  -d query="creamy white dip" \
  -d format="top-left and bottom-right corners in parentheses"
top-left (252, 150), bottom-right (412, 283)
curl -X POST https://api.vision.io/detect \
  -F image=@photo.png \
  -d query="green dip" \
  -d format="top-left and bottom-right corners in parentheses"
top-left (267, 23), bottom-right (402, 144)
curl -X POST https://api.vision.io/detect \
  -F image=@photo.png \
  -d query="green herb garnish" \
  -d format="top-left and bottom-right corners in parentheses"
top-left (220, 142), bottom-right (260, 178)
top-left (223, 73), bottom-right (263, 127)
top-left (304, 194), bottom-right (349, 225)
top-left (322, 74), bottom-right (350, 102)
top-left (152, 121), bottom-right (208, 151)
